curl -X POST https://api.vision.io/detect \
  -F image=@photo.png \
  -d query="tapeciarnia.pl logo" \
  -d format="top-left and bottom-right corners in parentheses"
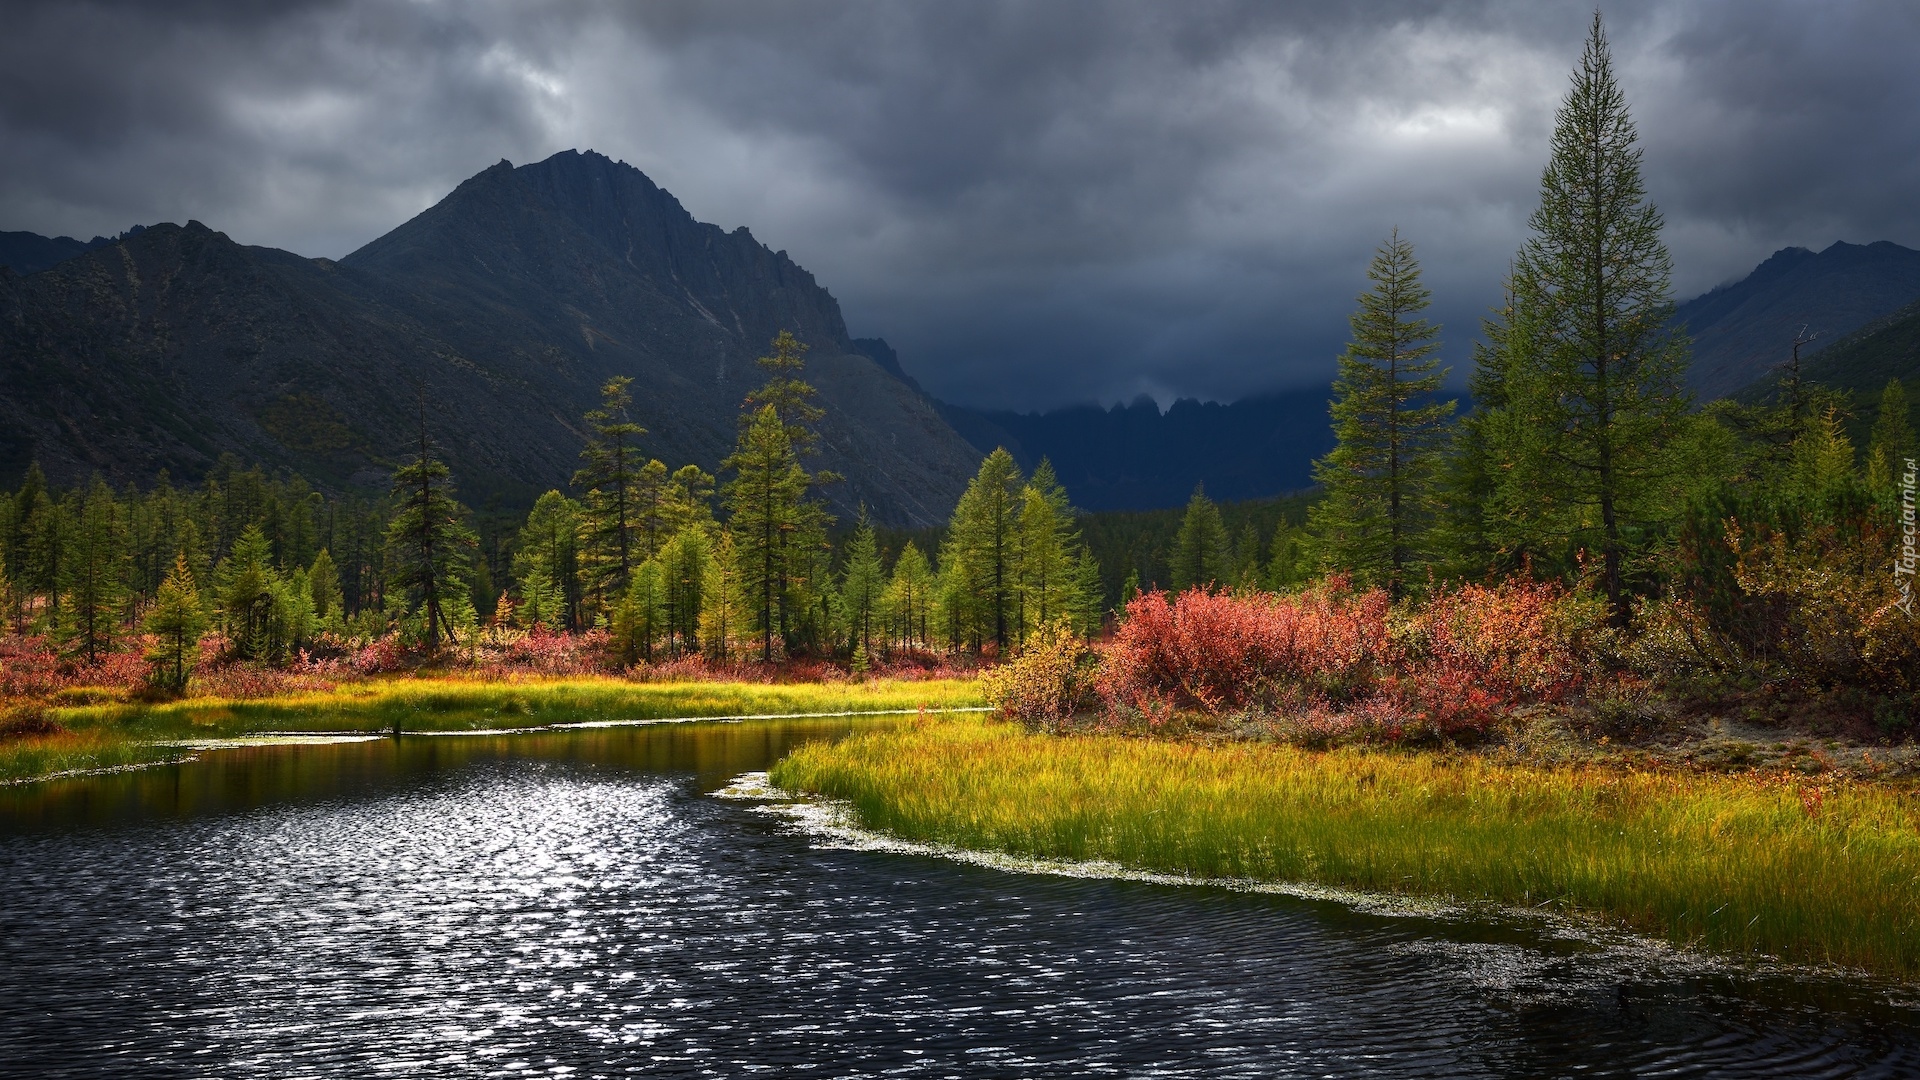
top-left (1900, 457), bottom-right (1918, 617)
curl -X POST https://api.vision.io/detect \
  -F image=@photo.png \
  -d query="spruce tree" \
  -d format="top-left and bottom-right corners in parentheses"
top-left (1491, 13), bottom-right (1692, 625)
top-left (1306, 230), bottom-right (1452, 596)
top-left (144, 553), bottom-right (206, 694)
top-left (839, 511), bottom-right (886, 661)
top-left (574, 376), bottom-right (649, 609)
top-left (1169, 485), bottom-right (1230, 591)
top-left (385, 414), bottom-right (478, 650)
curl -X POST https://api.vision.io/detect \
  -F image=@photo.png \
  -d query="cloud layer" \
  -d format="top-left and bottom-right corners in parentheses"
top-left (5, 0), bottom-right (1917, 408)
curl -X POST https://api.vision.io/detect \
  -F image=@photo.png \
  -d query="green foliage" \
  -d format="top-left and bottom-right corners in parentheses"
top-left (514, 490), bottom-right (584, 630)
top-left (700, 529), bottom-right (750, 661)
top-left (573, 376), bottom-right (649, 608)
top-left (1482, 15), bottom-right (1693, 624)
top-left (1169, 485), bottom-right (1231, 592)
top-left (884, 541), bottom-right (936, 651)
top-left (940, 449), bottom-right (1024, 650)
top-left (144, 554), bottom-right (206, 693)
top-left (1865, 379), bottom-right (1914, 494)
top-left (657, 526), bottom-right (711, 655)
top-left (385, 423), bottom-right (479, 650)
top-left (307, 549), bottom-right (343, 630)
top-left (840, 511), bottom-right (886, 658)
top-left (725, 404), bottom-right (828, 661)
top-left (55, 477), bottom-right (126, 663)
top-left (1307, 231), bottom-right (1453, 595)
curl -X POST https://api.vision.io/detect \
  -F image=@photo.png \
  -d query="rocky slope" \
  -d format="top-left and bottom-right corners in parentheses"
top-left (0, 151), bottom-right (979, 526)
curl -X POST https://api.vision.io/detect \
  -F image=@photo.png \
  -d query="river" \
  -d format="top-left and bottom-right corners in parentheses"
top-left (1, 717), bottom-right (1915, 1077)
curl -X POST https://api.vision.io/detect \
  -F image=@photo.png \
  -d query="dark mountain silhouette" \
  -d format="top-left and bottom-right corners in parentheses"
top-left (0, 229), bottom-right (116, 275)
top-left (0, 151), bottom-right (978, 526)
top-left (935, 389), bottom-right (1335, 511)
top-left (1737, 297), bottom-right (1920, 437)
top-left (1678, 240), bottom-right (1920, 400)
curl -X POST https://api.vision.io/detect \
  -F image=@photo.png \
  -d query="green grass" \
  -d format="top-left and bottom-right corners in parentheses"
top-left (0, 676), bottom-right (984, 784)
top-left (0, 731), bottom-right (190, 783)
top-left (771, 716), bottom-right (1920, 977)
top-left (51, 676), bottom-right (987, 740)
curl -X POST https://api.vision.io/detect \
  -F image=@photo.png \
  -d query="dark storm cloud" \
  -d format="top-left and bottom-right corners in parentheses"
top-left (3, 1), bottom-right (1917, 409)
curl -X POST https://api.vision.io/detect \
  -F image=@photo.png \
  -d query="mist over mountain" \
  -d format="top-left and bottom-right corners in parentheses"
top-left (1678, 240), bottom-right (1920, 400)
top-left (0, 151), bottom-right (979, 527)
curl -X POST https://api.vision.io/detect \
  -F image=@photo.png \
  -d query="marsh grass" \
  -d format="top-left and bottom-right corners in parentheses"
top-left (52, 677), bottom-right (986, 740)
top-left (771, 717), bottom-right (1920, 976)
top-left (0, 730), bottom-right (189, 783)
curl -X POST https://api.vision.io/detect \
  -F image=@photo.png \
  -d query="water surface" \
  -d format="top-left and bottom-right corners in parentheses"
top-left (2, 719), bottom-right (1915, 1077)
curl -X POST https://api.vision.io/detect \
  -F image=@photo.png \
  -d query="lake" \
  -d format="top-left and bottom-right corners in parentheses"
top-left (2, 718), bottom-right (1915, 1077)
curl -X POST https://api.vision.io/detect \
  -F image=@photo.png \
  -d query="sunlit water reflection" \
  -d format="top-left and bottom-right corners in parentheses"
top-left (2, 719), bottom-right (1916, 1077)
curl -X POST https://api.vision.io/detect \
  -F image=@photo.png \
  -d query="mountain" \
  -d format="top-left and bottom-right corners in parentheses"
top-left (0, 229), bottom-right (115, 275)
top-left (936, 389), bottom-right (1335, 511)
top-left (1678, 240), bottom-right (1920, 400)
top-left (0, 151), bottom-right (979, 526)
top-left (1735, 297), bottom-right (1920, 437)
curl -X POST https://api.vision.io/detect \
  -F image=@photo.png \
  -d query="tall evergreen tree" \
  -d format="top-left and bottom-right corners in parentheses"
top-left (144, 553), bottom-right (206, 693)
top-left (1488, 13), bottom-right (1693, 625)
top-left (941, 449), bottom-right (1024, 651)
top-left (308, 549), bottom-right (343, 629)
top-left (1169, 485), bottom-right (1231, 592)
top-left (385, 413), bottom-right (478, 649)
top-left (1016, 461), bottom-right (1088, 643)
top-left (725, 405), bottom-right (821, 660)
top-left (514, 491), bottom-right (585, 630)
top-left (700, 530), bottom-right (748, 661)
top-left (1308, 231), bottom-right (1453, 595)
top-left (746, 330), bottom-right (828, 456)
top-left (57, 477), bottom-right (127, 663)
top-left (574, 376), bottom-right (649, 609)
top-left (215, 525), bottom-right (278, 660)
top-left (839, 511), bottom-right (886, 661)
top-left (658, 526), bottom-right (711, 654)
top-left (884, 541), bottom-right (936, 651)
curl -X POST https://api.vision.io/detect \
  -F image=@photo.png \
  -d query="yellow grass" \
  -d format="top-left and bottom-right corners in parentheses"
top-left (771, 716), bottom-right (1920, 976)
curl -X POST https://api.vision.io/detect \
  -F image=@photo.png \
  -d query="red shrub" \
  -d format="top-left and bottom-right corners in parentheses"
top-left (1097, 580), bottom-right (1390, 716)
top-left (1390, 578), bottom-right (1588, 731)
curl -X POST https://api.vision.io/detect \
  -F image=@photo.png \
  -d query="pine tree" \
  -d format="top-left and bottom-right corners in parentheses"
top-left (514, 491), bottom-right (584, 630)
top-left (884, 541), bottom-right (936, 650)
top-left (839, 511), bottom-right (886, 661)
top-left (1489, 13), bottom-right (1693, 626)
top-left (144, 553), bottom-right (206, 694)
top-left (725, 405), bottom-right (822, 661)
top-left (216, 525), bottom-right (278, 660)
top-left (574, 376), bottom-right (649, 610)
top-left (941, 449), bottom-right (1024, 651)
top-left (1307, 231), bottom-right (1453, 595)
top-left (385, 411), bottom-right (478, 650)
top-left (1169, 485), bottom-right (1231, 591)
top-left (57, 477), bottom-right (127, 663)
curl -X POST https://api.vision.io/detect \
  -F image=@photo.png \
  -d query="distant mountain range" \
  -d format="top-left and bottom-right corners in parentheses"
top-left (7, 166), bottom-right (1919, 516)
top-left (0, 151), bottom-right (978, 526)
top-left (1677, 240), bottom-right (1920, 400)
top-left (933, 391), bottom-right (1335, 511)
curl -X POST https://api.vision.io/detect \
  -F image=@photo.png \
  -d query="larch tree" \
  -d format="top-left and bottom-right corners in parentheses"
top-left (1307, 231), bottom-right (1453, 596)
top-left (941, 449), bottom-right (1024, 651)
top-left (385, 411), bottom-right (478, 650)
top-left (1016, 461), bottom-right (1087, 644)
top-left (514, 491), bottom-right (584, 630)
top-left (839, 510), bottom-right (886, 663)
top-left (574, 376), bottom-right (648, 611)
top-left (884, 541), bottom-right (936, 651)
top-left (700, 529), bottom-right (748, 662)
top-left (144, 553), bottom-right (206, 694)
top-left (1866, 379), bottom-right (1915, 494)
top-left (724, 404), bottom-right (817, 661)
top-left (57, 477), bottom-right (127, 663)
top-left (1169, 485), bottom-right (1231, 592)
top-left (1489, 13), bottom-right (1693, 626)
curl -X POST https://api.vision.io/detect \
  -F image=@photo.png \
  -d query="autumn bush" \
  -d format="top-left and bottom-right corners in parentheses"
top-left (983, 619), bottom-right (1097, 731)
top-left (1089, 577), bottom-right (1597, 740)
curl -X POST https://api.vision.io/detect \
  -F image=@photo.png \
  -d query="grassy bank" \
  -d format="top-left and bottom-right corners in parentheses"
top-left (1, 677), bottom-right (984, 783)
top-left (771, 716), bottom-right (1920, 977)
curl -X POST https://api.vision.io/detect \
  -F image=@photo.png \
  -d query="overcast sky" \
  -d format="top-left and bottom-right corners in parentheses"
top-left (4, 0), bottom-right (1917, 410)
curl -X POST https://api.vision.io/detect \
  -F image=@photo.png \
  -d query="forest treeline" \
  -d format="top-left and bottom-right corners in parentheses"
top-left (4, 17), bottom-right (1916, 702)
